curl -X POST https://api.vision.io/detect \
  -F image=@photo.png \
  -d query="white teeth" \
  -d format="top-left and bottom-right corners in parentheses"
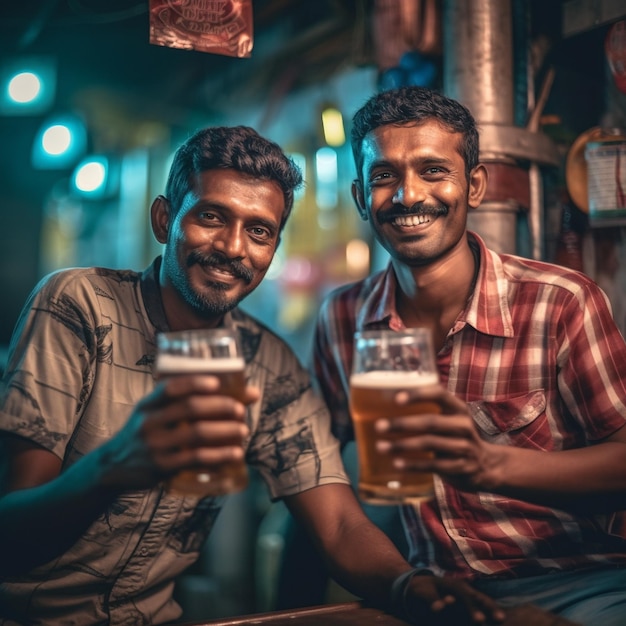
top-left (392, 214), bottom-right (431, 226)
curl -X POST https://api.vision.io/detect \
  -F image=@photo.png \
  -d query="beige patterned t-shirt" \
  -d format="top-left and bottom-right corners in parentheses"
top-left (0, 258), bottom-right (348, 625)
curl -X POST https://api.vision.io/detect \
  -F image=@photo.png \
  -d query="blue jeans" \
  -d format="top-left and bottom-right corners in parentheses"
top-left (474, 567), bottom-right (626, 625)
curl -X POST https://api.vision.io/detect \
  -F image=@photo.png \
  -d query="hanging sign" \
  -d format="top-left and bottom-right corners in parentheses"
top-left (149, 0), bottom-right (253, 58)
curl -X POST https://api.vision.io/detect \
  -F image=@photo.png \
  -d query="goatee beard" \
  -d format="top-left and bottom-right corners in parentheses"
top-left (187, 251), bottom-right (254, 284)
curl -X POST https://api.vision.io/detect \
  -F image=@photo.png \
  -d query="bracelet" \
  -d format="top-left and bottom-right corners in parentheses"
top-left (390, 568), bottom-right (433, 622)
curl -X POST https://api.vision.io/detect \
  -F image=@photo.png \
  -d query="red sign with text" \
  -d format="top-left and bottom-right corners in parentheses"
top-left (149, 0), bottom-right (253, 58)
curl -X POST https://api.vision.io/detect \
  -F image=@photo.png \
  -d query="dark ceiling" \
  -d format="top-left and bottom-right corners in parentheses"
top-left (0, 0), bottom-right (618, 193)
top-left (0, 1), bottom-right (373, 146)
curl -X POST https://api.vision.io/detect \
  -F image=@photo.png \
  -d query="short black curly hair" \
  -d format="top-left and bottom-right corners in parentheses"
top-left (165, 125), bottom-right (303, 231)
top-left (351, 86), bottom-right (479, 181)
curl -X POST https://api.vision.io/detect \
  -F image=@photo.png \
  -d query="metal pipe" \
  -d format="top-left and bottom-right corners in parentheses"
top-left (443, 0), bottom-right (514, 128)
top-left (442, 0), bottom-right (518, 255)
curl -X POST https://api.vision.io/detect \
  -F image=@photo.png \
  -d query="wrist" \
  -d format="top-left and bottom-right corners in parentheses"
top-left (92, 442), bottom-right (130, 495)
top-left (479, 443), bottom-right (510, 492)
top-left (389, 567), bottom-right (433, 621)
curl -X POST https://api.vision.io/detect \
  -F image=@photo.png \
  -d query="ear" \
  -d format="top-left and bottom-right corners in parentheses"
top-left (351, 179), bottom-right (368, 221)
top-left (151, 195), bottom-right (170, 244)
top-left (467, 164), bottom-right (488, 210)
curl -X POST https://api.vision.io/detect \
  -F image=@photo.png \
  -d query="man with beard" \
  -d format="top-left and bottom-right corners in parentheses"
top-left (311, 87), bottom-right (626, 625)
top-left (0, 126), bottom-right (504, 625)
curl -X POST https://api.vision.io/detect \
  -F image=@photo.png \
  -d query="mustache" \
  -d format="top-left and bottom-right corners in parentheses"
top-left (377, 202), bottom-right (448, 224)
top-left (187, 251), bottom-right (254, 284)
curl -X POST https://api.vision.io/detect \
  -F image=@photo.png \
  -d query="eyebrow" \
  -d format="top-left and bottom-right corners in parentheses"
top-left (250, 216), bottom-right (280, 235)
top-left (367, 154), bottom-right (453, 172)
top-left (207, 202), bottom-right (281, 234)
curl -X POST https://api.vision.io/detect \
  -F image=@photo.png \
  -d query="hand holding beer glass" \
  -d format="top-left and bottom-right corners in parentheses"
top-left (155, 328), bottom-right (248, 497)
top-left (350, 328), bottom-right (440, 504)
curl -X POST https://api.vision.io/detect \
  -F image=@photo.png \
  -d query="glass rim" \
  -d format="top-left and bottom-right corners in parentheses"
top-left (156, 328), bottom-right (242, 355)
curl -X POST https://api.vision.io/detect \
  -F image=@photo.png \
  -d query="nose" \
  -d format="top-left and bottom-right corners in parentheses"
top-left (212, 223), bottom-right (245, 259)
top-left (392, 171), bottom-right (426, 207)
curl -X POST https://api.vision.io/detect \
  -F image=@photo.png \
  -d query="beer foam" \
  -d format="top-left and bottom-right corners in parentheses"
top-left (350, 370), bottom-right (439, 388)
top-left (156, 354), bottom-right (244, 373)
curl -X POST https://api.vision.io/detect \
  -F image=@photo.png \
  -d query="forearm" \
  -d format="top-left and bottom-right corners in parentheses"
top-left (285, 485), bottom-right (507, 625)
top-left (484, 441), bottom-right (626, 511)
top-left (285, 487), bottom-right (412, 608)
top-left (324, 518), bottom-right (412, 605)
top-left (0, 449), bottom-right (121, 576)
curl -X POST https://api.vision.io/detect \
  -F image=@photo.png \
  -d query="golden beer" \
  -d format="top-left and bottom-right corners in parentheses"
top-left (156, 352), bottom-right (249, 498)
top-left (350, 370), bottom-right (441, 504)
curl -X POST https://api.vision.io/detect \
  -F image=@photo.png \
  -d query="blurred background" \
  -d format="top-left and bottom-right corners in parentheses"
top-left (1, 0), bottom-right (626, 621)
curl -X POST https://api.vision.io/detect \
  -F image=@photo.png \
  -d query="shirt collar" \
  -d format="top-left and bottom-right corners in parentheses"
top-left (140, 257), bottom-right (168, 333)
top-left (463, 232), bottom-right (514, 337)
top-left (356, 264), bottom-right (402, 330)
top-left (357, 232), bottom-right (514, 338)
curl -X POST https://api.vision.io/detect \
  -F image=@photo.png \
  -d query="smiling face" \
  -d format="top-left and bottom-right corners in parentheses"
top-left (353, 120), bottom-right (486, 268)
top-left (152, 168), bottom-right (284, 329)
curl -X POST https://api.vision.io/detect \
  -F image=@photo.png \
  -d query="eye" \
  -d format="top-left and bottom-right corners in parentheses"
top-left (248, 225), bottom-right (275, 242)
top-left (369, 171), bottom-right (395, 186)
top-left (422, 166), bottom-right (446, 178)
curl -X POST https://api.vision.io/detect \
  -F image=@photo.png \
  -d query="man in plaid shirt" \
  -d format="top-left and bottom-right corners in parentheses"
top-left (313, 86), bottom-right (626, 625)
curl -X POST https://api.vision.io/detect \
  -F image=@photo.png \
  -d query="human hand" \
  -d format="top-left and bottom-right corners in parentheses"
top-left (402, 573), bottom-right (506, 625)
top-left (97, 374), bottom-right (259, 491)
top-left (375, 385), bottom-right (501, 493)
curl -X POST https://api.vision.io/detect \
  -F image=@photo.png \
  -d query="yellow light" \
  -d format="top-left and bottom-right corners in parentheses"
top-left (346, 239), bottom-right (370, 278)
top-left (321, 106), bottom-right (345, 147)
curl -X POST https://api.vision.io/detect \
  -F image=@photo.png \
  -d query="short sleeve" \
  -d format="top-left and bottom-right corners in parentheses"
top-left (0, 271), bottom-right (96, 459)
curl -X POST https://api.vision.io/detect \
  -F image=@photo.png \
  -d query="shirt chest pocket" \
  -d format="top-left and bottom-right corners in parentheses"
top-left (468, 390), bottom-right (550, 450)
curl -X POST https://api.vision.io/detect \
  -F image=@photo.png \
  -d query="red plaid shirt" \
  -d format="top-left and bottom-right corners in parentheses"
top-left (313, 231), bottom-right (626, 579)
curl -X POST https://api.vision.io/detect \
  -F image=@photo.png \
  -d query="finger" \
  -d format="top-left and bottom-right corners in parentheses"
top-left (149, 419), bottom-right (248, 464)
top-left (154, 442), bottom-right (246, 474)
top-left (402, 577), bottom-right (445, 621)
top-left (428, 581), bottom-right (505, 624)
top-left (148, 394), bottom-right (248, 431)
top-left (158, 374), bottom-right (257, 405)
top-left (242, 385), bottom-right (261, 406)
top-left (384, 432), bottom-right (475, 454)
top-left (429, 586), bottom-right (504, 625)
top-left (176, 419), bottom-right (249, 449)
top-left (183, 395), bottom-right (248, 423)
top-left (376, 416), bottom-right (474, 438)
top-left (419, 578), bottom-right (505, 624)
top-left (458, 589), bottom-right (506, 624)
top-left (147, 406), bottom-right (249, 450)
top-left (142, 375), bottom-right (222, 409)
top-left (396, 385), bottom-right (468, 415)
top-left (393, 457), bottom-right (478, 477)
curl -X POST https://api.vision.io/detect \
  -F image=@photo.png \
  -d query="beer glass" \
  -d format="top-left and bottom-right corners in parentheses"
top-left (350, 328), bottom-right (440, 504)
top-left (156, 328), bottom-right (248, 497)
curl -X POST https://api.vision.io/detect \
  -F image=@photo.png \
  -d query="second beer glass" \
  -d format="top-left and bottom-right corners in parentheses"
top-left (156, 328), bottom-right (248, 497)
top-left (350, 328), bottom-right (440, 504)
